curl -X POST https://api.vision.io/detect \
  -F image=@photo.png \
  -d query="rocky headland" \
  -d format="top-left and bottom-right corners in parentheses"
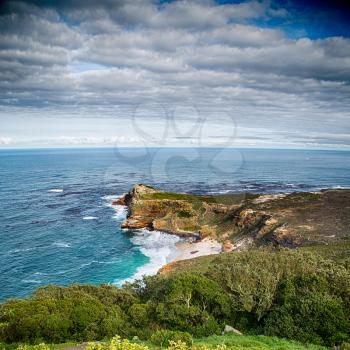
top-left (115, 184), bottom-right (350, 263)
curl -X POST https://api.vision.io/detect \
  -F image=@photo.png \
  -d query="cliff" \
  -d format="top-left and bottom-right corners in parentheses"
top-left (117, 184), bottom-right (350, 251)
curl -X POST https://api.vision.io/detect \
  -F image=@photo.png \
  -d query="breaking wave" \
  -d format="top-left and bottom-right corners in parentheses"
top-left (115, 228), bottom-right (180, 285)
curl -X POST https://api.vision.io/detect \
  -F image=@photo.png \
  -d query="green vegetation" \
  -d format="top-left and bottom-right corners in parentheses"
top-left (1, 249), bottom-right (349, 348)
top-left (141, 192), bottom-right (205, 202)
top-left (302, 240), bottom-right (350, 265)
top-left (150, 330), bottom-right (193, 347)
top-left (86, 336), bottom-right (148, 350)
top-left (195, 333), bottom-right (328, 350)
top-left (141, 192), bottom-right (257, 205)
top-left (131, 187), bottom-right (350, 249)
top-left (9, 334), bottom-right (329, 350)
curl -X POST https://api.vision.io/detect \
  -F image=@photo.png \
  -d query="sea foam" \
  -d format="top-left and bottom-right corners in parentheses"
top-left (48, 188), bottom-right (63, 193)
top-left (115, 228), bottom-right (180, 285)
top-left (83, 216), bottom-right (98, 220)
top-left (102, 194), bottom-right (128, 221)
top-left (52, 242), bottom-right (71, 248)
top-left (112, 206), bottom-right (127, 221)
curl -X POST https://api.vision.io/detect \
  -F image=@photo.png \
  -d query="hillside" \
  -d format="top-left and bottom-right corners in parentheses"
top-left (1, 249), bottom-right (349, 348)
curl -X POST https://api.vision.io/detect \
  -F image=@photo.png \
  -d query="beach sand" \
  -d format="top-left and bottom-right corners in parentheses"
top-left (174, 238), bottom-right (222, 261)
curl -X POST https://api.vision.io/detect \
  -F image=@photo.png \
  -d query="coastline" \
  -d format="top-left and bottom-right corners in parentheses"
top-left (110, 198), bottom-right (222, 280)
top-left (174, 238), bottom-right (222, 262)
top-left (114, 184), bottom-right (350, 279)
top-left (157, 237), bottom-right (222, 275)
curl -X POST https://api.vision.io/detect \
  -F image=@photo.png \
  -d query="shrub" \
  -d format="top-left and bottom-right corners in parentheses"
top-left (141, 272), bottom-right (230, 334)
top-left (128, 304), bottom-right (149, 327)
top-left (86, 336), bottom-right (149, 350)
top-left (151, 330), bottom-right (193, 348)
top-left (0, 288), bottom-right (128, 343)
top-left (207, 249), bottom-right (350, 322)
top-left (189, 317), bottom-right (221, 338)
top-left (167, 340), bottom-right (190, 350)
top-left (263, 274), bottom-right (350, 346)
top-left (1, 249), bottom-right (350, 347)
top-left (16, 345), bottom-right (50, 350)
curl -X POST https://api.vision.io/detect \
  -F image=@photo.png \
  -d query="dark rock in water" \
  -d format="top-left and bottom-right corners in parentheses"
top-left (113, 198), bottom-right (126, 206)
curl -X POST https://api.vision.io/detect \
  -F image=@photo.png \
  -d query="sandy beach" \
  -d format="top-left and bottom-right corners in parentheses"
top-left (174, 238), bottom-right (222, 262)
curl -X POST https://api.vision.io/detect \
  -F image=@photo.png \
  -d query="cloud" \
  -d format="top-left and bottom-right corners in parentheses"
top-left (0, 137), bottom-right (12, 145)
top-left (0, 0), bottom-right (349, 148)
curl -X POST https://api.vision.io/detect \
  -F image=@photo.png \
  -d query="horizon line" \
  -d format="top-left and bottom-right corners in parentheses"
top-left (0, 145), bottom-right (350, 152)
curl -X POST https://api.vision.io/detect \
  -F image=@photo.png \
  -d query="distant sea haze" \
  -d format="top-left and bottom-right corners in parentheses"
top-left (0, 147), bottom-right (349, 301)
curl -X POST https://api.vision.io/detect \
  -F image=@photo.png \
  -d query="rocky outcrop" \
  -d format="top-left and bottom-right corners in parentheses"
top-left (222, 240), bottom-right (234, 252)
top-left (222, 325), bottom-right (243, 336)
top-left (117, 184), bottom-right (350, 251)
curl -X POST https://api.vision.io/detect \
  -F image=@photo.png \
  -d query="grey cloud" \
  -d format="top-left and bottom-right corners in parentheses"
top-left (0, 11), bottom-right (82, 48)
top-left (0, 0), bottom-right (349, 149)
top-left (60, 0), bottom-right (279, 30)
top-left (187, 37), bottom-right (350, 82)
top-left (203, 24), bottom-right (285, 47)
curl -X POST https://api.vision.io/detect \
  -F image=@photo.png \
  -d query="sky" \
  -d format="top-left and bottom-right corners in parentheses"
top-left (0, 0), bottom-right (349, 149)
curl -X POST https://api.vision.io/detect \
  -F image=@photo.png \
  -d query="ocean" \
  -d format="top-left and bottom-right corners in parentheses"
top-left (1, 147), bottom-right (349, 301)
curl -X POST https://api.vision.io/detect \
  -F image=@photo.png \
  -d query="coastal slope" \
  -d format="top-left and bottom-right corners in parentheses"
top-left (116, 184), bottom-right (350, 252)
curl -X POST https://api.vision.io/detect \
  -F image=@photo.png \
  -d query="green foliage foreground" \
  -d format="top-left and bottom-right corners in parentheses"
top-left (12, 334), bottom-right (329, 350)
top-left (1, 249), bottom-right (349, 347)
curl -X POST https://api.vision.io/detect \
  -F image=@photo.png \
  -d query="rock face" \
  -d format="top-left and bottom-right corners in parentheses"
top-left (117, 184), bottom-right (350, 250)
top-left (120, 184), bottom-right (165, 230)
top-left (222, 240), bottom-right (233, 252)
top-left (223, 325), bottom-right (243, 336)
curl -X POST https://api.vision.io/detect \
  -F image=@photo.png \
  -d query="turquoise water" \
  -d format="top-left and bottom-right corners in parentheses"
top-left (1, 147), bottom-right (350, 301)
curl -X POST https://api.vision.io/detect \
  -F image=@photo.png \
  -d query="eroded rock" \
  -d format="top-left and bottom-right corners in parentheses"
top-left (222, 325), bottom-right (243, 336)
top-left (117, 184), bottom-right (350, 250)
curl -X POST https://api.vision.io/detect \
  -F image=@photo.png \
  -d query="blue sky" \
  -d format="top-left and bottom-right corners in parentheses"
top-left (0, 0), bottom-right (349, 149)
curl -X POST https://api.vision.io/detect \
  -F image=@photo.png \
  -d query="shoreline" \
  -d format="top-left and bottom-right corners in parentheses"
top-left (114, 184), bottom-right (350, 277)
top-left (109, 200), bottom-right (220, 281)
top-left (158, 237), bottom-right (222, 275)
top-left (174, 238), bottom-right (222, 262)
top-left (111, 198), bottom-right (223, 276)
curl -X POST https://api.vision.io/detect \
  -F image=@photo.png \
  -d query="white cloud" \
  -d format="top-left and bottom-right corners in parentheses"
top-left (0, 0), bottom-right (349, 148)
top-left (0, 137), bottom-right (12, 145)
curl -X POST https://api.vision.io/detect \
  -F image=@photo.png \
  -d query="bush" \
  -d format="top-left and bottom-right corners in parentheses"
top-left (16, 345), bottom-right (50, 350)
top-left (1, 249), bottom-right (349, 347)
top-left (0, 287), bottom-right (128, 343)
top-left (128, 304), bottom-right (149, 327)
top-left (206, 249), bottom-right (350, 340)
top-left (151, 330), bottom-right (193, 348)
top-left (167, 340), bottom-right (191, 350)
top-left (263, 275), bottom-right (350, 346)
top-left (139, 273), bottom-right (230, 335)
top-left (86, 336), bottom-right (149, 350)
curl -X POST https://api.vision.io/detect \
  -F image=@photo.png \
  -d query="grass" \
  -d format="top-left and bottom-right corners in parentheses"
top-left (21, 334), bottom-right (327, 350)
top-left (194, 334), bottom-right (327, 350)
top-left (160, 240), bottom-right (350, 277)
top-left (141, 192), bottom-right (258, 205)
top-left (0, 342), bottom-right (80, 350)
top-left (141, 192), bottom-right (218, 203)
top-left (301, 240), bottom-right (350, 263)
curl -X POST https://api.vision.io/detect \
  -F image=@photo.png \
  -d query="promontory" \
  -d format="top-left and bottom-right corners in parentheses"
top-left (115, 184), bottom-right (350, 253)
